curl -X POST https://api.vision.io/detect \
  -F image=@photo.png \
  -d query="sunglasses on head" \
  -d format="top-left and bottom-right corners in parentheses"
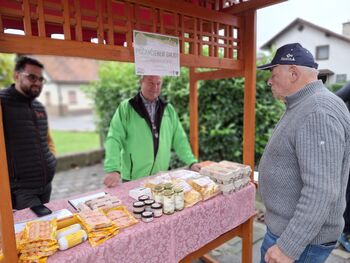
top-left (21, 72), bottom-right (46, 84)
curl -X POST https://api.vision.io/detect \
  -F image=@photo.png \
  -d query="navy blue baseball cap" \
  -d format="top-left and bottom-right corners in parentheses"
top-left (257, 43), bottom-right (318, 70)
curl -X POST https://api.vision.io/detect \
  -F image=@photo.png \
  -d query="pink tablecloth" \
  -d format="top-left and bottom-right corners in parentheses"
top-left (14, 180), bottom-right (256, 263)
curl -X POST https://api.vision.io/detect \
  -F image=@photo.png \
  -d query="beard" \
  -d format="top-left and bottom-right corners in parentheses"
top-left (21, 84), bottom-right (42, 99)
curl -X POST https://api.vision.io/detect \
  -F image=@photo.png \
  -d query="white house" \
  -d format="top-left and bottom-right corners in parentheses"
top-left (260, 18), bottom-right (350, 86)
top-left (32, 55), bottom-right (99, 116)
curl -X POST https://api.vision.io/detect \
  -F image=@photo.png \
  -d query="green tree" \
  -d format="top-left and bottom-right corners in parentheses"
top-left (0, 53), bottom-right (15, 88)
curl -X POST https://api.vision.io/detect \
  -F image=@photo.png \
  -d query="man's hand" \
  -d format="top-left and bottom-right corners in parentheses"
top-left (104, 172), bottom-right (121, 187)
top-left (190, 163), bottom-right (201, 172)
top-left (265, 245), bottom-right (293, 263)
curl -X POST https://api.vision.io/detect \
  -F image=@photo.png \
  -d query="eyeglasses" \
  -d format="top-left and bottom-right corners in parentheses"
top-left (21, 72), bottom-right (46, 84)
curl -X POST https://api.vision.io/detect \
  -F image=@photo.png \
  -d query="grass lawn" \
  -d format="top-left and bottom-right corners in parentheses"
top-left (51, 130), bottom-right (101, 155)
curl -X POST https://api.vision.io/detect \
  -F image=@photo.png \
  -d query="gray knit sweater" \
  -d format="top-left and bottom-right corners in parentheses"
top-left (259, 80), bottom-right (350, 260)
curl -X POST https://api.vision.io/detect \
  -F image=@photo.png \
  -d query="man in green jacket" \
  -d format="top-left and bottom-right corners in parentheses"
top-left (104, 75), bottom-right (200, 187)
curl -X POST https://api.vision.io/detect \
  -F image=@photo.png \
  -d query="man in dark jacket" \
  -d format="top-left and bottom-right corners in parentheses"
top-left (335, 81), bottom-right (350, 252)
top-left (0, 56), bottom-right (57, 210)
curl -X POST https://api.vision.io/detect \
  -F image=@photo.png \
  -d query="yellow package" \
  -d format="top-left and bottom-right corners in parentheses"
top-left (19, 249), bottom-right (56, 261)
top-left (18, 258), bottom-right (47, 263)
top-left (88, 228), bottom-right (119, 247)
top-left (57, 215), bottom-right (80, 230)
top-left (21, 220), bottom-right (57, 245)
top-left (104, 206), bottom-right (138, 229)
top-left (77, 209), bottom-right (114, 231)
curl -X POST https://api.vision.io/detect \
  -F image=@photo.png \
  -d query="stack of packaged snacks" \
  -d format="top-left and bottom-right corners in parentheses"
top-left (76, 194), bottom-right (122, 212)
top-left (77, 209), bottom-right (119, 247)
top-left (17, 220), bottom-right (58, 263)
top-left (200, 160), bottom-right (251, 195)
top-left (104, 205), bottom-right (138, 229)
top-left (187, 176), bottom-right (220, 201)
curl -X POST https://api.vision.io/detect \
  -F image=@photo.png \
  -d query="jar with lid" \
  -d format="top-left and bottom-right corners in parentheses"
top-left (151, 202), bottom-right (163, 217)
top-left (144, 199), bottom-right (155, 211)
top-left (163, 182), bottom-right (173, 190)
top-left (138, 195), bottom-right (150, 202)
top-left (141, 211), bottom-right (154, 223)
top-left (163, 189), bottom-right (175, 215)
top-left (153, 185), bottom-right (164, 204)
top-left (133, 201), bottom-right (145, 213)
top-left (174, 187), bottom-right (184, 211)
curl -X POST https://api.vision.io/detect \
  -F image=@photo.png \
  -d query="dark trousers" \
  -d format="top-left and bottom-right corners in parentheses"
top-left (12, 183), bottom-right (52, 210)
top-left (344, 175), bottom-right (350, 234)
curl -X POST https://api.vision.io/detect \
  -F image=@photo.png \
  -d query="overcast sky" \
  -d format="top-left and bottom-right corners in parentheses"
top-left (256, 0), bottom-right (350, 48)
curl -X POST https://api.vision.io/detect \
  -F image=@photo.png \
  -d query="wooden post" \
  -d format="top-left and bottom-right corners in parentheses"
top-left (189, 67), bottom-right (199, 158)
top-left (0, 102), bottom-right (18, 262)
top-left (241, 216), bottom-right (254, 263)
top-left (242, 10), bottom-right (257, 178)
top-left (63, 0), bottom-right (72, 40)
top-left (22, 0), bottom-right (32, 36)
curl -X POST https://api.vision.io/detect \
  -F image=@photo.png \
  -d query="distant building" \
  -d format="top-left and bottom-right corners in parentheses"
top-left (32, 55), bottom-right (99, 116)
top-left (260, 18), bottom-right (350, 85)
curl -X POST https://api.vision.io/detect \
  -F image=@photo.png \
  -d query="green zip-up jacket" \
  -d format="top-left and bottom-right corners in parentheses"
top-left (104, 93), bottom-right (197, 180)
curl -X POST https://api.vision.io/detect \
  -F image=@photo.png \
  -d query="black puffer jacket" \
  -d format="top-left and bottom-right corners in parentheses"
top-left (0, 84), bottom-right (57, 189)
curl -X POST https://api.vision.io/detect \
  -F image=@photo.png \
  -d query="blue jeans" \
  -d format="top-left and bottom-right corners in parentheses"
top-left (260, 228), bottom-right (336, 263)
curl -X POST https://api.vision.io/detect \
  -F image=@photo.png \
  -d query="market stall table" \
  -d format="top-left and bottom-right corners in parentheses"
top-left (14, 179), bottom-right (256, 263)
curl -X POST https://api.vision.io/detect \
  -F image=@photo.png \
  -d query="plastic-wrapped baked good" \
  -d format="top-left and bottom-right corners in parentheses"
top-left (188, 176), bottom-right (220, 201)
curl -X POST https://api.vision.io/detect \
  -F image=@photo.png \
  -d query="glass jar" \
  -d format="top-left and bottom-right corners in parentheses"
top-left (141, 211), bottom-right (154, 223)
top-left (138, 195), bottom-right (150, 202)
top-left (174, 187), bottom-right (184, 211)
top-left (144, 199), bottom-right (155, 211)
top-left (163, 183), bottom-right (173, 190)
top-left (163, 189), bottom-right (175, 215)
top-left (151, 202), bottom-right (163, 217)
top-left (153, 185), bottom-right (164, 204)
top-left (133, 210), bottom-right (143, 219)
top-left (133, 201), bottom-right (145, 213)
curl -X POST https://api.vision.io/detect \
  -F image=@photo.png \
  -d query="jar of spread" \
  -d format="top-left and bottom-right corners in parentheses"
top-left (141, 211), bottom-right (154, 223)
top-left (133, 201), bottom-right (145, 213)
top-left (144, 199), bottom-right (155, 211)
top-left (163, 189), bottom-right (175, 215)
top-left (138, 195), bottom-right (150, 202)
top-left (153, 185), bottom-right (164, 204)
top-left (174, 187), bottom-right (184, 211)
top-left (151, 202), bottom-right (163, 217)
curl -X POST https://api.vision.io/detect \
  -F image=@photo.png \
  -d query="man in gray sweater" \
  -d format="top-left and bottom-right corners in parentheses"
top-left (258, 43), bottom-right (350, 263)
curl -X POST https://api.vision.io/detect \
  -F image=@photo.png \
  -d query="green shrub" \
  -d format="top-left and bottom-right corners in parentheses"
top-left (84, 59), bottom-right (284, 168)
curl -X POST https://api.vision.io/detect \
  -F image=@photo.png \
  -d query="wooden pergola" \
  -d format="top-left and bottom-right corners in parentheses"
top-left (0, 0), bottom-right (285, 262)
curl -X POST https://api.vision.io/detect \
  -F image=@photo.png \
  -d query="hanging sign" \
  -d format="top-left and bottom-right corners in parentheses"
top-left (133, 30), bottom-right (180, 76)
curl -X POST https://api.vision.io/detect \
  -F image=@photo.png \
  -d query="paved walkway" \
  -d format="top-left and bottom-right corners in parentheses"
top-left (51, 163), bottom-right (350, 263)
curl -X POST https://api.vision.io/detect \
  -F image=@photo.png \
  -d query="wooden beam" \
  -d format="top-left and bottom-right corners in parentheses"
top-left (37, 0), bottom-right (46, 37)
top-left (97, 0), bottom-right (104, 44)
top-left (127, 0), bottom-right (239, 26)
top-left (180, 54), bottom-right (242, 69)
top-left (0, 34), bottom-right (133, 62)
top-left (62, 0), bottom-right (71, 40)
top-left (189, 68), bottom-right (199, 159)
top-left (74, 0), bottom-right (83, 41)
top-left (241, 216), bottom-right (254, 263)
top-left (222, 0), bottom-right (287, 15)
top-left (107, 0), bottom-right (114, 45)
top-left (0, 101), bottom-right (18, 263)
top-left (22, 0), bottom-right (32, 36)
top-left (242, 10), bottom-right (257, 179)
top-left (193, 69), bottom-right (244, 81)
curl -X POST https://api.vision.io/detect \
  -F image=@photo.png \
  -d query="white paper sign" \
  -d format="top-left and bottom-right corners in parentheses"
top-left (134, 30), bottom-right (180, 76)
